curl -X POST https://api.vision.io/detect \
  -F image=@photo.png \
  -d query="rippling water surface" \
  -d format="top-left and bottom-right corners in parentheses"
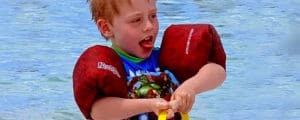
top-left (0, 0), bottom-right (299, 119)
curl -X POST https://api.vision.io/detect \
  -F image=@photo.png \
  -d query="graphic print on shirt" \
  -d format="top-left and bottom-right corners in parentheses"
top-left (112, 48), bottom-right (181, 120)
top-left (127, 69), bottom-right (180, 100)
top-left (126, 69), bottom-right (180, 120)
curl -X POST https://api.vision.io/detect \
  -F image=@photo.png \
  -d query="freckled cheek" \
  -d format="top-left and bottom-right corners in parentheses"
top-left (154, 22), bottom-right (159, 33)
top-left (121, 33), bottom-right (139, 45)
top-left (153, 26), bottom-right (159, 38)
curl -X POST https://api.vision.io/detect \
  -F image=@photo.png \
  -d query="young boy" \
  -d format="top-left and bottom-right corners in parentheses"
top-left (73, 0), bottom-right (226, 119)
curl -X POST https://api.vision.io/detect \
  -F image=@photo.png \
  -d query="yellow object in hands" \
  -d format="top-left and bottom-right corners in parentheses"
top-left (180, 112), bottom-right (189, 120)
top-left (158, 111), bottom-right (189, 120)
top-left (158, 111), bottom-right (167, 120)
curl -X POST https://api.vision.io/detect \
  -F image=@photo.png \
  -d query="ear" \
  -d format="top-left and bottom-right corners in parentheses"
top-left (96, 19), bottom-right (113, 38)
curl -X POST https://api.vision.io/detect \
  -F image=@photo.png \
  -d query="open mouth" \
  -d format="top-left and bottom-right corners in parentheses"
top-left (139, 36), bottom-right (154, 49)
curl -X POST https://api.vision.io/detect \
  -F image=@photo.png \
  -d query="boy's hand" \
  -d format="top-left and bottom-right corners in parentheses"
top-left (170, 86), bottom-right (196, 113)
top-left (147, 98), bottom-right (175, 119)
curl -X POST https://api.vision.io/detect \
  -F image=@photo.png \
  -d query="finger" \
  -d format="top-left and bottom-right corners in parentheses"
top-left (185, 94), bottom-right (195, 113)
top-left (186, 101), bottom-right (194, 113)
top-left (171, 93), bottom-right (176, 101)
top-left (185, 95), bottom-right (191, 113)
top-left (183, 94), bottom-right (191, 113)
top-left (157, 101), bottom-right (169, 110)
top-left (176, 94), bottom-right (186, 112)
top-left (182, 94), bottom-right (189, 112)
top-left (152, 98), bottom-right (169, 115)
top-left (189, 95), bottom-right (195, 112)
top-left (166, 109), bottom-right (174, 119)
top-left (169, 100), bottom-right (179, 112)
top-left (175, 95), bottom-right (184, 112)
top-left (186, 94), bottom-right (192, 112)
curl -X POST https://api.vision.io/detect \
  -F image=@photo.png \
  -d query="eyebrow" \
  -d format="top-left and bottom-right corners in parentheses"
top-left (149, 8), bottom-right (157, 13)
top-left (127, 8), bottom-right (157, 17)
top-left (129, 0), bottom-right (153, 4)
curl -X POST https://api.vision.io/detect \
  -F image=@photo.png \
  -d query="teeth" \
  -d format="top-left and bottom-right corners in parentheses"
top-left (144, 36), bottom-right (151, 41)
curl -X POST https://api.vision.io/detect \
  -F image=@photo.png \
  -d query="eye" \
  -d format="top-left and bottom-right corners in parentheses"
top-left (150, 14), bottom-right (157, 19)
top-left (131, 18), bottom-right (141, 23)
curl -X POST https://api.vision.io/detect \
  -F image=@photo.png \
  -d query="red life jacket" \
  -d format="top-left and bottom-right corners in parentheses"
top-left (159, 24), bottom-right (226, 83)
top-left (73, 45), bottom-right (128, 119)
top-left (73, 24), bottom-right (226, 119)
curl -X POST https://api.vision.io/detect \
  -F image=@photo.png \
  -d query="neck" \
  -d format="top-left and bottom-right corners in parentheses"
top-left (111, 45), bottom-right (144, 63)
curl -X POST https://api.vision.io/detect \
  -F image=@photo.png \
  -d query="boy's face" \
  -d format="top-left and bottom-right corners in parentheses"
top-left (108, 0), bottom-right (158, 59)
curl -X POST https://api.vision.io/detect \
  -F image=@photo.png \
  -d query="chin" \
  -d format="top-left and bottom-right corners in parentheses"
top-left (135, 47), bottom-right (153, 59)
top-left (139, 51), bottom-right (152, 59)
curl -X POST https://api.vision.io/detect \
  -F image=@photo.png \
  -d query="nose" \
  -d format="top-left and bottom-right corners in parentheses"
top-left (143, 19), bottom-right (153, 32)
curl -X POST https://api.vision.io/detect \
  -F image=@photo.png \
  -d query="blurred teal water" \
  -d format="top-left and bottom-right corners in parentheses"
top-left (0, 0), bottom-right (299, 119)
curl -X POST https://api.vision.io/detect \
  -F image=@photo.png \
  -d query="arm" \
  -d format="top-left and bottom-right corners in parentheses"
top-left (181, 62), bottom-right (226, 94)
top-left (91, 97), bottom-right (171, 120)
top-left (170, 62), bottom-right (226, 113)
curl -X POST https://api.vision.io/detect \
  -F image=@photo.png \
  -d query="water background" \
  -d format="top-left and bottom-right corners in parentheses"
top-left (0, 0), bottom-right (299, 119)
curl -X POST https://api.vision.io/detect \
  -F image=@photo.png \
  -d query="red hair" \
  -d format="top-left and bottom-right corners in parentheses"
top-left (87, 0), bottom-right (154, 23)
